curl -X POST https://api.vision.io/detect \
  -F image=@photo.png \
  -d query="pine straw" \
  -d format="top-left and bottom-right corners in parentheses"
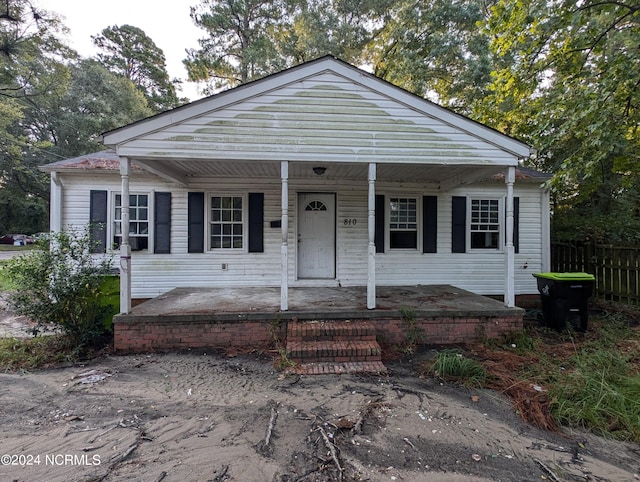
top-left (469, 346), bottom-right (560, 432)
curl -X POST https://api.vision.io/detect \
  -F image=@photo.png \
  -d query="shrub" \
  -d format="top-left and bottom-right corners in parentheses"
top-left (4, 227), bottom-right (114, 348)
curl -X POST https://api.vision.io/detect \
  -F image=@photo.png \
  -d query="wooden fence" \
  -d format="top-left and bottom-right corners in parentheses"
top-left (552, 242), bottom-right (640, 305)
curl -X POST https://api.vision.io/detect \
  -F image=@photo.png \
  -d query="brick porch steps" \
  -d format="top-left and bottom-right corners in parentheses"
top-left (286, 320), bottom-right (386, 375)
top-left (293, 361), bottom-right (387, 375)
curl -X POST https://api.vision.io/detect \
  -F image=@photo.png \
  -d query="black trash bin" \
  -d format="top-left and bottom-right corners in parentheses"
top-left (533, 272), bottom-right (595, 331)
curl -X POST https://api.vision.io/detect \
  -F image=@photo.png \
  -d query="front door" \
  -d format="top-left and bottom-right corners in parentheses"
top-left (298, 193), bottom-right (336, 279)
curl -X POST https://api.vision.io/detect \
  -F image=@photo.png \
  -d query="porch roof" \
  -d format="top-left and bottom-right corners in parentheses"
top-left (41, 150), bottom-right (549, 187)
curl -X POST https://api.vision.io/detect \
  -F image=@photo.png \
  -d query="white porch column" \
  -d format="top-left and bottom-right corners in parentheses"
top-left (367, 163), bottom-right (377, 309)
top-left (280, 161), bottom-right (289, 311)
top-left (50, 172), bottom-right (63, 232)
top-left (504, 166), bottom-right (516, 308)
top-left (119, 158), bottom-right (132, 314)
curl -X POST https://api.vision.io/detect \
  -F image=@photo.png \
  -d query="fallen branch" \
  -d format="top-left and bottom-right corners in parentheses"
top-left (87, 421), bottom-right (120, 444)
top-left (117, 442), bottom-right (138, 463)
top-left (403, 437), bottom-right (416, 451)
top-left (211, 464), bottom-right (229, 482)
top-left (264, 402), bottom-right (280, 447)
top-left (154, 471), bottom-right (167, 482)
top-left (352, 397), bottom-right (383, 434)
top-left (317, 426), bottom-right (343, 481)
top-left (535, 458), bottom-right (560, 482)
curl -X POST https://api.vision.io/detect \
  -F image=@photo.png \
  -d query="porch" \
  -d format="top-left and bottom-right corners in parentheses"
top-left (114, 285), bottom-right (524, 364)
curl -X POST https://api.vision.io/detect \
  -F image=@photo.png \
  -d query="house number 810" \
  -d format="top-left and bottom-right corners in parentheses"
top-left (343, 218), bottom-right (357, 226)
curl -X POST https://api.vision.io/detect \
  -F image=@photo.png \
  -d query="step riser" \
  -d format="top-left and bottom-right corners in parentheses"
top-left (288, 334), bottom-right (377, 342)
top-left (285, 320), bottom-right (385, 373)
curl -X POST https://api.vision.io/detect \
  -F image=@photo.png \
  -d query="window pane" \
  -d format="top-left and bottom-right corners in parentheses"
top-left (388, 197), bottom-right (418, 248)
top-left (233, 237), bottom-right (243, 249)
top-left (390, 231), bottom-right (417, 249)
top-left (212, 197), bottom-right (220, 209)
top-left (211, 237), bottom-right (221, 249)
top-left (470, 198), bottom-right (500, 249)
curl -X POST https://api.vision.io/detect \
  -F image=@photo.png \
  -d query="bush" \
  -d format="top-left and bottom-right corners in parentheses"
top-left (4, 227), bottom-right (114, 347)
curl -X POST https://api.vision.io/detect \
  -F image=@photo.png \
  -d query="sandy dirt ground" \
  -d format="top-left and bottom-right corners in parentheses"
top-left (1, 259), bottom-right (639, 482)
top-left (1, 348), bottom-right (639, 482)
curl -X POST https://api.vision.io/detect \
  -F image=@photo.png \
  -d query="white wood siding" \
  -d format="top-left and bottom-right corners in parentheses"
top-left (115, 74), bottom-right (518, 166)
top-left (58, 172), bottom-right (545, 299)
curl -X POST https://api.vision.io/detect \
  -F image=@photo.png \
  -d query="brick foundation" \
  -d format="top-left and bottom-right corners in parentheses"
top-left (114, 313), bottom-right (523, 353)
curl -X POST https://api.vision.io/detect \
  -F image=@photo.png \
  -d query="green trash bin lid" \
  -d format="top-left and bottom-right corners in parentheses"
top-left (533, 272), bottom-right (595, 281)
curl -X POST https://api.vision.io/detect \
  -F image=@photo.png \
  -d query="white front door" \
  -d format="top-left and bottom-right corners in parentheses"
top-left (298, 193), bottom-right (336, 279)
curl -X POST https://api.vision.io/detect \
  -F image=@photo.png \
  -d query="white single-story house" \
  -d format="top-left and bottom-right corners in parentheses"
top-left (42, 56), bottom-right (550, 315)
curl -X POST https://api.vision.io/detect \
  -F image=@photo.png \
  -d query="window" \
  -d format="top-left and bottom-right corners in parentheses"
top-left (389, 197), bottom-right (417, 249)
top-left (114, 194), bottom-right (149, 251)
top-left (210, 195), bottom-right (243, 249)
top-left (470, 199), bottom-right (500, 249)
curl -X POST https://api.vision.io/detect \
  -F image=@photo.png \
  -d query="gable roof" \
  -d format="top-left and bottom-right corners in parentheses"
top-left (102, 56), bottom-right (533, 162)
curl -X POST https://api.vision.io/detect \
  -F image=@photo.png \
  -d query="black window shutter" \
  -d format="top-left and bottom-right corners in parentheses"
top-left (375, 194), bottom-right (385, 253)
top-left (89, 190), bottom-right (107, 253)
top-left (513, 197), bottom-right (520, 253)
top-left (188, 192), bottom-right (204, 253)
top-left (451, 196), bottom-right (466, 253)
top-left (248, 192), bottom-right (264, 253)
top-left (423, 196), bottom-right (437, 253)
top-left (154, 192), bottom-right (171, 254)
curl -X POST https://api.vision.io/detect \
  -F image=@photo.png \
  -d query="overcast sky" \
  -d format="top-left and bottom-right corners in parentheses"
top-left (40, 0), bottom-right (204, 101)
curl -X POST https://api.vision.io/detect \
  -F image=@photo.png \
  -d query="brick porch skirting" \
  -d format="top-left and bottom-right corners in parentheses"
top-left (113, 313), bottom-right (523, 353)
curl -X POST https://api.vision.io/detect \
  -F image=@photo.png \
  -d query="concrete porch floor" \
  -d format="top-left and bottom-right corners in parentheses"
top-left (122, 284), bottom-right (523, 322)
top-left (114, 285), bottom-right (525, 354)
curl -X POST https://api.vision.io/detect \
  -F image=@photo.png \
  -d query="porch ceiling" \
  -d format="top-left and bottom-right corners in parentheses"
top-left (132, 157), bottom-right (506, 191)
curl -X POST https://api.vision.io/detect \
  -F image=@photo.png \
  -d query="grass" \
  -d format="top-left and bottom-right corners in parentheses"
top-left (0, 336), bottom-right (78, 371)
top-left (428, 349), bottom-right (487, 387)
top-left (431, 308), bottom-right (640, 443)
top-left (0, 260), bottom-right (17, 291)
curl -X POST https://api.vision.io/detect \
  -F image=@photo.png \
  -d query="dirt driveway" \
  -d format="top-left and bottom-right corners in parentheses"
top-left (0, 351), bottom-right (638, 482)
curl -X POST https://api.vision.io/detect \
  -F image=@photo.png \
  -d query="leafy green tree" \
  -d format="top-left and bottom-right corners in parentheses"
top-left (5, 227), bottom-right (114, 347)
top-left (32, 59), bottom-right (153, 157)
top-left (479, 0), bottom-right (640, 242)
top-left (278, 0), bottom-right (393, 65)
top-left (184, 0), bottom-right (289, 92)
top-left (92, 24), bottom-right (184, 111)
top-left (1, 0), bottom-right (72, 233)
top-left (370, 0), bottom-right (493, 114)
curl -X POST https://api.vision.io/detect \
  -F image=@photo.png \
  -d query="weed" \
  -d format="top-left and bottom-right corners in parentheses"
top-left (489, 328), bottom-right (538, 354)
top-left (273, 347), bottom-right (297, 371)
top-left (399, 307), bottom-right (423, 354)
top-left (268, 318), bottom-right (297, 371)
top-left (550, 348), bottom-right (640, 441)
top-left (0, 336), bottom-right (77, 371)
top-left (428, 349), bottom-right (487, 387)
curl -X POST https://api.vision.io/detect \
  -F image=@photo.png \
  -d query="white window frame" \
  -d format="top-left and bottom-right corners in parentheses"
top-left (112, 191), bottom-right (151, 252)
top-left (468, 197), bottom-right (503, 251)
top-left (208, 193), bottom-right (247, 252)
top-left (386, 195), bottom-right (421, 251)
